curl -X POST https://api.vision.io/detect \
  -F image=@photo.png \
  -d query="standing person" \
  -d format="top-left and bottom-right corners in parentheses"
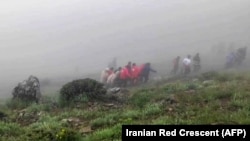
top-left (235, 46), bottom-right (247, 66)
top-left (171, 56), bottom-right (180, 75)
top-left (106, 71), bottom-right (115, 88)
top-left (113, 67), bottom-right (122, 87)
top-left (107, 67), bottom-right (122, 88)
top-left (193, 53), bottom-right (201, 72)
top-left (225, 52), bottom-right (236, 69)
top-left (182, 55), bottom-right (192, 75)
top-left (126, 61), bottom-right (132, 72)
top-left (125, 61), bottom-right (132, 86)
top-left (100, 68), bottom-right (110, 85)
top-left (139, 62), bottom-right (157, 83)
top-left (119, 66), bottom-right (132, 87)
top-left (131, 63), bottom-right (140, 86)
top-left (107, 67), bottom-right (114, 76)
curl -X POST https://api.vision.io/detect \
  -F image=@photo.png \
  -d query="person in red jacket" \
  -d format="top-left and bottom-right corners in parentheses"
top-left (119, 66), bottom-right (132, 87)
top-left (131, 63), bottom-right (140, 85)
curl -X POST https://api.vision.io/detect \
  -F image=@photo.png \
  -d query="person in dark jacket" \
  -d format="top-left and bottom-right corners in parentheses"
top-left (139, 63), bottom-right (157, 83)
top-left (193, 53), bottom-right (201, 72)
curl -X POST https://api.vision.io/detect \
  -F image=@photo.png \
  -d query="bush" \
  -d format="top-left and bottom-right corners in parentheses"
top-left (59, 78), bottom-right (106, 106)
top-left (12, 75), bottom-right (41, 104)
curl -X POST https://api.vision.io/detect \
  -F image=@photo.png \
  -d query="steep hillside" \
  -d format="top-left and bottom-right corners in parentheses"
top-left (0, 71), bottom-right (249, 141)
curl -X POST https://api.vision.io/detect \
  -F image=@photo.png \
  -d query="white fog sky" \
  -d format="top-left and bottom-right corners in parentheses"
top-left (0, 0), bottom-right (250, 96)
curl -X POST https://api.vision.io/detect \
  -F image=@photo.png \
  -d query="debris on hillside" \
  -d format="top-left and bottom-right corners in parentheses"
top-left (15, 109), bottom-right (41, 126)
top-left (103, 87), bottom-right (130, 104)
top-left (79, 126), bottom-right (93, 134)
top-left (61, 117), bottom-right (84, 128)
top-left (61, 117), bottom-right (94, 134)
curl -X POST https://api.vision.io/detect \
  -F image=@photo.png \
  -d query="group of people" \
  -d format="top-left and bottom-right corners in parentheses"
top-left (100, 61), bottom-right (157, 88)
top-left (100, 46), bottom-right (247, 88)
top-left (170, 46), bottom-right (247, 76)
top-left (171, 53), bottom-right (201, 76)
top-left (225, 46), bottom-right (247, 69)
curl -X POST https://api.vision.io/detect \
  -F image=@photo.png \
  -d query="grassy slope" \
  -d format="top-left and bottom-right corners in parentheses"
top-left (0, 71), bottom-right (250, 141)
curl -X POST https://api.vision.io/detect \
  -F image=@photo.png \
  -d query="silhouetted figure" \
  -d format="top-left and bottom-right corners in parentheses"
top-left (139, 63), bottom-right (157, 83)
top-left (171, 56), bottom-right (180, 75)
top-left (235, 46), bottom-right (247, 66)
top-left (225, 52), bottom-right (236, 69)
top-left (225, 46), bottom-right (247, 69)
top-left (193, 53), bottom-right (201, 72)
top-left (125, 61), bottom-right (132, 86)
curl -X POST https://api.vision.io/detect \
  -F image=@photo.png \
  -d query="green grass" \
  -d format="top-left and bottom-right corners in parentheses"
top-left (1, 71), bottom-right (250, 140)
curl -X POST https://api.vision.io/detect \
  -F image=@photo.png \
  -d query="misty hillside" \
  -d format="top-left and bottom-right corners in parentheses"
top-left (0, 0), bottom-right (249, 140)
top-left (0, 70), bottom-right (250, 140)
top-left (0, 0), bottom-right (250, 100)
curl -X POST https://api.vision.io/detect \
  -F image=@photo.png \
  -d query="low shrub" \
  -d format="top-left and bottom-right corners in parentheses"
top-left (59, 78), bottom-right (106, 106)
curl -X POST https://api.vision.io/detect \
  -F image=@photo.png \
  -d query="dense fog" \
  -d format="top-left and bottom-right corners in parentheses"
top-left (0, 0), bottom-right (249, 99)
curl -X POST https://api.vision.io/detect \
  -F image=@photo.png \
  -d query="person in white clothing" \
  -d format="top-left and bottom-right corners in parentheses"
top-left (100, 68), bottom-right (110, 84)
top-left (182, 55), bottom-right (192, 75)
top-left (107, 72), bottom-right (116, 88)
top-left (106, 67), bottom-right (122, 88)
